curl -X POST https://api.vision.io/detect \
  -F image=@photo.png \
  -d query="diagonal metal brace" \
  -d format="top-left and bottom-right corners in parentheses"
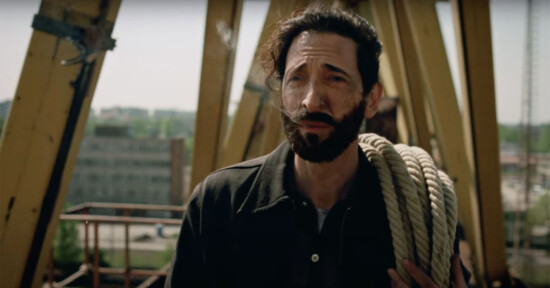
top-left (31, 14), bottom-right (116, 51)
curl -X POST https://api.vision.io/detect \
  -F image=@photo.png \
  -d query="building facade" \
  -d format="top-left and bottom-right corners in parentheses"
top-left (66, 129), bottom-right (186, 212)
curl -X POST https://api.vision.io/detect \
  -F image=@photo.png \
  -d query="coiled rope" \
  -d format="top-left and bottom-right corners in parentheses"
top-left (358, 133), bottom-right (457, 287)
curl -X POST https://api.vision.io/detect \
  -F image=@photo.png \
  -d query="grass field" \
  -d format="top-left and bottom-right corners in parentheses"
top-left (102, 247), bottom-right (174, 270)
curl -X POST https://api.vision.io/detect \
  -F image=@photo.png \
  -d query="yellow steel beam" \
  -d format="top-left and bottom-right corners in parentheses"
top-left (355, 1), bottom-right (407, 144)
top-left (221, 84), bottom-right (264, 167)
top-left (245, 95), bottom-right (286, 160)
top-left (367, 0), bottom-right (412, 144)
top-left (221, 0), bottom-right (307, 168)
top-left (452, 0), bottom-right (506, 283)
top-left (244, 96), bottom-right (270, 160)
top-left (402, 0), bottom-right (484, 282)
top-left (245, 95), bottom-right (283, 159)
top-left (190, 0), bottom-right (243, 191)
top-left (387, 0), bottom-right (433, 152)
top-left (0, 1), bottom-right (121, 287)
top-left (258, 94), bottom-right (285, 156)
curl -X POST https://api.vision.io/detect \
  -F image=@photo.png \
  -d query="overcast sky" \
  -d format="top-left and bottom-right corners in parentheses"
top-left (0, 0), bottom-right (549, 124)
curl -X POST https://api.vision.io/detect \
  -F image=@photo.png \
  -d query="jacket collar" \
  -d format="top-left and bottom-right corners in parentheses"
top-left (237, 141), bottom-right (293, 215)
top-left (236, 140), bottom-right (381, 214)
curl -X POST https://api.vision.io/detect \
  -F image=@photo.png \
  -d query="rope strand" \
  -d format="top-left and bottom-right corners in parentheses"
top-left (358, 134), bottom-right (457, 287)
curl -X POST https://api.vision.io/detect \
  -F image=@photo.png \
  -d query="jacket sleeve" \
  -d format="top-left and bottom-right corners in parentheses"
top-left (164, 183), bottom-right (206, 288)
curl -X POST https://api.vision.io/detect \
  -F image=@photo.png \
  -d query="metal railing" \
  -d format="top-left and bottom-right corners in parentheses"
top-left (46, 202), bottom-right (185, 288)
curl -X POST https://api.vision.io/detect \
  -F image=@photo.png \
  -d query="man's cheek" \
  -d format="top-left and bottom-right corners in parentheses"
top-left (281, 95), bottom-right (300, 112)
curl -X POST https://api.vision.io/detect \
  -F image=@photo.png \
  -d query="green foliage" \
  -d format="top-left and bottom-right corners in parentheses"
top-left (85, 112), bottom-right (195, 139)
top-left (54, 220), bottom-right (81, 264)
top-left (498, 122), bottom-right (550, 153)
top-left (89, 249), bottom-right (110, 267)
top-left (83, 110), bottom-right (196, 165)
top-left (535, 124), bottom-right (550, 153)
top-left (161, 244), bottom-right (175, 265)
top-left (498, 124), bottom-right (520, 144)
top-left (527, 194), bottom-right (550, 226)
top-left (84, 114), bottom-right (96, 136)
top-left (130, 117), bottom-right (158, 138)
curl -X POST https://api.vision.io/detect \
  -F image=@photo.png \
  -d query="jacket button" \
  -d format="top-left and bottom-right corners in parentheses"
top-left (311, 253), bottom-right (320, 263)
top-left (302, 201), bottom-right (308, 207)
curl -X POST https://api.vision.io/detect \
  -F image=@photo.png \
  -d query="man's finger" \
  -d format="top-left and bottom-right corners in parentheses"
top-left (452, 254), bottom-right (468, 287)
top-left (387, 269), bottom-right (409, 288)
top-left (402, 260), bottom-right (436, 288)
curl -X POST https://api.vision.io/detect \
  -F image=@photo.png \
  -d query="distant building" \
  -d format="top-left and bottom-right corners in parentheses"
top-left (94, 124), bottom-right (130, 137)
top-left (500, 154), bottom-right (550, 181)
top-left (98, 107), bottom-right (149, 121)
top-left (153, 109), bottom-right (187, 119)
top-left (66, 125), bottom-right (186, 216)
top-left (500, 153), bottom-right (550, 247)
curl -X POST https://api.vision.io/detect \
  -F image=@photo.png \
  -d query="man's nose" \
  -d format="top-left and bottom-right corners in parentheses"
top-left (301, 80), bottom-right (327, 112)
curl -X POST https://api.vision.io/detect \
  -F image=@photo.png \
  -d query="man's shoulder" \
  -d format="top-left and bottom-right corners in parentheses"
top-left (189, 142), bottom-right (291, 213)
top-left (214, 154), bottom-right (269, 173)
top-left (190, 155), bottom-right (270, 207)
top-left (205, 154), bottom-right (269, 184)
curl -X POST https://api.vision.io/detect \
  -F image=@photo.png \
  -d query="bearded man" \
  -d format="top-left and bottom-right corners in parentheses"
top-left (165, 4), bottom-right (468, 287)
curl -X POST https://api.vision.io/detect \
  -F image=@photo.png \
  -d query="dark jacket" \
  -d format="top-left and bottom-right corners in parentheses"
top-left (165, 141), bottom-right (414, 287)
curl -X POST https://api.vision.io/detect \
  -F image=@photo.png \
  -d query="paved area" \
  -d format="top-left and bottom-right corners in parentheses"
top-left (75, 223), bottom-right (180, 251)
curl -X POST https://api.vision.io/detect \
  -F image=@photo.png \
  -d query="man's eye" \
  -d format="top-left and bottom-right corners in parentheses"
top-left (289, 76), bottom-right (301, 82)
top-left (330, 75), bottom-right (344, 82)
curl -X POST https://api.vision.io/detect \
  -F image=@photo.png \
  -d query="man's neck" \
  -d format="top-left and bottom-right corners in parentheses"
top-left (293, 139), bottom-right (359, 210)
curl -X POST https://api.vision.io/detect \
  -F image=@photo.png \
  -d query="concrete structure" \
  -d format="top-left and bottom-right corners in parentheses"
top-left (152, 109), bottom-right (189, 119)
top-left (98, 107), bottom-right (149, 121)
top-left (66, 127), bottom-right (186, 214)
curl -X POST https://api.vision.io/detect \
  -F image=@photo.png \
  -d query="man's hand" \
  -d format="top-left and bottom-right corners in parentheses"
top-left (387, 254), bottom-right (468, 288)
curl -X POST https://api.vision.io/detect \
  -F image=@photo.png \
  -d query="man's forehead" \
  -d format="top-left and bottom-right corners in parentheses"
top-left (285, 31), bottom-right (359, 73)
top-left (290, 62), bottom-right (351, 77)
top-left (291, 31), bottom-right (356, 52)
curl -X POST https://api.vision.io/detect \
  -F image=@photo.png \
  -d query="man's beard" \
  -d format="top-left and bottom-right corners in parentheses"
top-left (281, 99), bottom-right (366, 163)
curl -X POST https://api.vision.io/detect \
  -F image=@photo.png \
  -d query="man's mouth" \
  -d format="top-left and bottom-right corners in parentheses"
top-left (299, 120), bottom-right (333, 132)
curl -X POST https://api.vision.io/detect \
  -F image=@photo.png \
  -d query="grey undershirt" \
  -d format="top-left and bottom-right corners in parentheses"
top-left (316, 207), bottom-right (331, 231)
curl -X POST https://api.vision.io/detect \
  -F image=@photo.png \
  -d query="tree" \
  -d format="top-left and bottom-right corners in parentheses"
top-left (84, 114), bottom-right (96, 136)
top-left (54, 220), bottom-right (81, 264)
top-left (527, 194), bottom-right (550, 227)
top-left (535, 123), bottom-right (550, 153)
top-left (499, 124), bottom-right (520, 144)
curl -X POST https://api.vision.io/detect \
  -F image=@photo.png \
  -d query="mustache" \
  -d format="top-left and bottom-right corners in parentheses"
top-left (280, 109), bottom-right (336, 126)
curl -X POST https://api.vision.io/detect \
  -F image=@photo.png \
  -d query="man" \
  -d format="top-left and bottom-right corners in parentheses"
top-left (165, 4), bottom-right (467, 287)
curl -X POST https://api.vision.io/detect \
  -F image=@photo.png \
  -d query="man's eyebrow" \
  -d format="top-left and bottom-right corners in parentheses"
top-left (324, 63), bottom-right (350, 77)
top-left (287, 62), bottom-right (307, 75)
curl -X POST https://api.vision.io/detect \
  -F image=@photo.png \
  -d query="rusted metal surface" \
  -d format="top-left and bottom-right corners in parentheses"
top-left (63, 202), bottom-right (186, 214)
top-left (136, 263), bottom-right (171, 288)
top-left (84, 208), bottom-right (90, 265)
top-left (93, 221), bottom-right (99, 288)
top-left (59, 214), bottom-right (182, 225)
top-left (54, 266), bottom-right (89, 288)
top-left (50, 203), bottom-right (177, 287)
top-left (124, 209), bottom-right (130, 288)
top-left (98, 267), bottom-right (169, 277)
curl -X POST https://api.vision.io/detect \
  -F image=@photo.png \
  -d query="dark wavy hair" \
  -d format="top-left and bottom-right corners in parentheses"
top-left (261, 3), bottom-right (382, 96)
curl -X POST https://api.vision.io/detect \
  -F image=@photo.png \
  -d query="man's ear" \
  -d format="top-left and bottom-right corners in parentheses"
top-left (364, 82), bottom-right (383, 119)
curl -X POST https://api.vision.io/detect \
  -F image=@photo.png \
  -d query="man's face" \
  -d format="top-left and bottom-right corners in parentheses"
top-left (281, 31), bottom-right (367, 162)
